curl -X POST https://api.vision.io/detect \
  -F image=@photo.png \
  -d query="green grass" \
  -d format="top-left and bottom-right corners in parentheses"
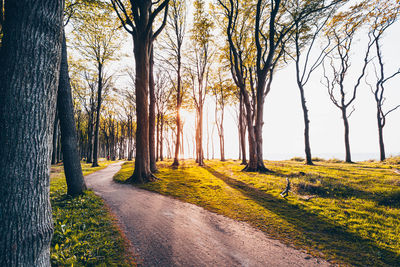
top-left (50, 160), bottom-right (135, 266)
top-left (115, 158), bottom-right (400, 266)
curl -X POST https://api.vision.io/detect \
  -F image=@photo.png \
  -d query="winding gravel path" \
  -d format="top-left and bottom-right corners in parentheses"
top-left (85, 162), bottom-right (330, 267)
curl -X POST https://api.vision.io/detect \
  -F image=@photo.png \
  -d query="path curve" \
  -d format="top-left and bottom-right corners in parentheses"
top-left (85, 162), bottom-right (330, 267)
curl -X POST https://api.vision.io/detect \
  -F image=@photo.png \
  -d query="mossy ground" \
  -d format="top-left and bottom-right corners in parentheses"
top-left (51, 160), bottom-right (135, 266)
top-left (115, 158), bottom-right (400, 266)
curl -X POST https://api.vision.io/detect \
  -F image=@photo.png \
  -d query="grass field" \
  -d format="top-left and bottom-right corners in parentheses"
top-left (50, 160), bottom-right (135, 266)
top-left (115, 158), bottom-right (400, 266)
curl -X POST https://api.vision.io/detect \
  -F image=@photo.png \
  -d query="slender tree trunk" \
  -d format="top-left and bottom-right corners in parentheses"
top-left (341, 107), bottom-right (352, 163)
top-left (52, 112), bottom-right (58, 164)
top-left (86, 111), bottom-right (94, 163)
top-left (239, 95), bottom-right (247, 164)
top-left (160, 114), bottom-right (164, 161)
top-left (0, 1), bottom-right (63, 265)
top-left (377, 112), bottom-right (386, 161)
top-left (128, 116), bottom-right (133, 161)
top-left (198, 105), bottom-right (204, 166)
top-left (128, 35), bottom-right (153, 183)
top-left (172, 58), bottom-right (182, 167)
top-left (149, 47), bottom-right (157, 172)
top-left (298, 83), bottom-right (313, 165)
top-left (156, 113), bottom-right (160, 161)
top-left (58, 30), bottom-right (87, 196)
top-left (57, 129), bottom-right (62, 163)
top-left (92, 62), bottom-right (103, 167)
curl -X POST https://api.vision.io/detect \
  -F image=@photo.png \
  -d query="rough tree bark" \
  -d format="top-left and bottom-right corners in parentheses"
top-left (0, 0), bottom-right (63, 265)
top-left (58, 30), bottom-right (87, 196)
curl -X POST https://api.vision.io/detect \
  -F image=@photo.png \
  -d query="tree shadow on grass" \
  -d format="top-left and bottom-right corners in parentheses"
top-left (203, 166), bottom-right (400, 266)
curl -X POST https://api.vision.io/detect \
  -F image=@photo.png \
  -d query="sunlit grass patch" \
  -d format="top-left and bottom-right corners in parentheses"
top-left (115, 158), bottom-right (400, 266)
top-left (50, 160), bottom-right (135, 266)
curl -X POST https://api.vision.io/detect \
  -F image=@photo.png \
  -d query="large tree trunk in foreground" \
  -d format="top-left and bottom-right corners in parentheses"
top-left (58, 30), bottom-right (87, 196)
top-left (0, 1), bottom-right (63, 265)
top-left (92, 62), bottom-right (103, 167)
top-left (127, 35), bottom-right (154, 183)
top-left (149, 47), bottom-right (157, 172)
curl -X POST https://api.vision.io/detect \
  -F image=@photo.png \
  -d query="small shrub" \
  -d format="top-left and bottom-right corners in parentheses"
top-left (311, 157), bottom-right (325, 162)
top-left (295, 181), bottom-right (328, 196)
top-left (384, 156), bottom-right (400, 165)
top-left (291, 157), bottom-right (305, 162)
top-left (327, 158), bottom-right (344, 163)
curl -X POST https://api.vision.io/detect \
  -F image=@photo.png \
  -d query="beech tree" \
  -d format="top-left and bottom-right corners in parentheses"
top-left (111, 0), bottom-right (169, 183)
top-left (161, 0), bottom-right (187, 167)
top-left (322, 3), bottom-right (376, 163)
top-left (365, 0), bottom-right (400, 161)
top-left (211, 70), bottom-right (235, 161)
top-left (286, 1), bottom-right (340, 165)
top-left (189, 0), bottom-right (214, 166)
top-left (0, 1), bottom-right (63, 265)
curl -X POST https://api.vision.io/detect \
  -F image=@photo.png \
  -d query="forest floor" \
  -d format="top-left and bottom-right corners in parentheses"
top-left (50, 160), bottom-right (135, 266)
top-left (86, 161), bottom-right (330, 266)
top-left (114, 158), bottom-right (400, 266)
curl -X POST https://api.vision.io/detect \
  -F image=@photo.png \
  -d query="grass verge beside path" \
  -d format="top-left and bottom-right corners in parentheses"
top-left (115, 159), bottom-right (400, 266)
top-left (51, 160), bottom-right (135, 266)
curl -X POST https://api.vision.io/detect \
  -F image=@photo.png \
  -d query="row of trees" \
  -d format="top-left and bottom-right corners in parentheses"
top-left (67, 0), bottom-right (400, 177)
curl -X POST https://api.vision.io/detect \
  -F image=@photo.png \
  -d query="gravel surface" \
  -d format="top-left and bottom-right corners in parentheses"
top-left (85, 162), bottom-right (331, 267)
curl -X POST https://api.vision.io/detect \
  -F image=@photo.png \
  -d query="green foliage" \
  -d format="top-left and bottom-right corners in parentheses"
top-left (115, 159), bottom-right (400, 266)
top-left (50, 162), bottom-right (134, 266)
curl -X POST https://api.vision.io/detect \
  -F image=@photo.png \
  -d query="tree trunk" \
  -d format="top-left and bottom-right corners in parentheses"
top-left (197, 105), bottom-right (204, 166)
top-left (298, 83), bottom-right (313, 165)
top-left (149, 47), bottom-right (157, 172)
top-left (156, 112), bottom-right (160, 161)
top-left (0, 1), bottom-right (63, 265)
top-left (128, 116), bottom-right (133, 161)
top-left (92, 62), bottom-right (103, 167)
top-left (240, 85), bottom-right (258, 171)
top-left (341, 108), bottom-right (353, 163)
top-left (52, 112), bottom-right (58, 164)
top-left (160, 114), bottom-right (164, 161)
top-left (58, 30), bottom-right (87, 196)
top-left (377, 112), bottom-right (385, 161)
top-left (128, 34), bottom-right (153, 183)
top-left (86, 110), bottom-right (94, 163)
top-left (254, 81), bottom-right (269, 172)
top-left (239, 95), bottom-right (247, 165)
top-left (172, 57), bottom-right (182, 167)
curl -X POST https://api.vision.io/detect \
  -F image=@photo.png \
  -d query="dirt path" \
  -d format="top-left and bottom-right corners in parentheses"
top-left (85, 162), bottom-right (330, 267)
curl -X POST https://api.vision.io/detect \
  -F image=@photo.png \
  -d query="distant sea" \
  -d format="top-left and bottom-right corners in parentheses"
top-left (263, 152), bottom-right (400, 162)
